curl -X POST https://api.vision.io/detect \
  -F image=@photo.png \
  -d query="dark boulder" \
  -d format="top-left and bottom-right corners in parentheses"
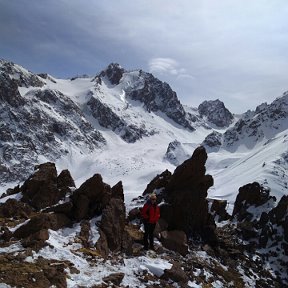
top-left (95, 230), bottom-right (109, 259)
top-left (164, 146), bottom-right (214, 235)
top-left (0, 198), bottom-right (33, 219)
top-left (97, 198), bottom-right (126, 252)
top-left (13, 213), bottom-right (71, 239)
top-left (21, 162), bottom-right (64, 210)
top-left (71, 174), bottom-right (111, 221)
top-left (160, 230), bottom-right (188, 256)
top-left (103, 272), bottom-right (125, 286)
top-left (111, 181), bottom-right (124, 201)
top-left (57, 169), bottom-right (75, 189)
top-left (232, 182), bottom-right (272, 220)
top-left (43, 202), bottom-right (73, 217)
top-left (21, 229), bottom-right (49, 251)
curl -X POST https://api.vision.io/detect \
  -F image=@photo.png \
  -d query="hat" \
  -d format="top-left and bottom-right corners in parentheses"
top-left (149, 193), bottom-right (157, 200)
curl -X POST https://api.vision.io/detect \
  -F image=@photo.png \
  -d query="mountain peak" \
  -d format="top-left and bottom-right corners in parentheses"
top-left (198, 99), bottom-right (234, 127)
top-left (0, 59), bottom-right (44, 88)
top-left (99, 63), bottom-right (125, 85)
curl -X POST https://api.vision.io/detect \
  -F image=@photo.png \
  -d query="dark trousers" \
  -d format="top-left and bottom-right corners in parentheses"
top-left (143, 222), bottom-right (156, 250)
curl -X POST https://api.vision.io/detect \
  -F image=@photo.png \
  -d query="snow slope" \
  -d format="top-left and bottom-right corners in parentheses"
top-left (1, 61), bottom-right (287, 213)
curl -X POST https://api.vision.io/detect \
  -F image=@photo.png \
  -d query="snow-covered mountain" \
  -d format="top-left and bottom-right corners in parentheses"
top-left (1, 59), bottom-right (288, 287)
top-left (0, 59), bottom-right (287, 209)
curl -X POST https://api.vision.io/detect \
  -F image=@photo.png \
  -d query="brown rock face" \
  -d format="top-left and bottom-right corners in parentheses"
top-left (164, 146), bottom-right (214, 235)
top-left (111, 181), bottom-right (124, 201)
top-left (160, 230), bottom-right (188, 256)
top-left (57, 169), bottom-right (75, 190)
top-left (79, 220), bottom-right (91, 248)
top-left (21, 229), bottom-right (49, 251)
top-left (142, 169), bottom-right (172, 196)
top-left (71, 174), bottom-right (111, 221)
top-left (0, 198), bottom-right (33, 219)
top-left (21, 162), bottom-right (63, 210)
top-left (95, 230), bottom-right (109, 258)
top-left (103, 272), bottom-right (125, 286)
top-left (13, 213), bottom-right (71, 239)
top-left (0, 255), bottom-right (69, 288)
top-left (98, 198), bottom-right (126, 252)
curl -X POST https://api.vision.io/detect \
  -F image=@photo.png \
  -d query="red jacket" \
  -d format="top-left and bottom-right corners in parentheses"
top-left (141, 201), bottom-right (160, 224)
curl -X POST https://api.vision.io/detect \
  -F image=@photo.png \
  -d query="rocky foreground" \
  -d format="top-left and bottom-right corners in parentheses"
top-left (0, 147), bottom-right (287, 287)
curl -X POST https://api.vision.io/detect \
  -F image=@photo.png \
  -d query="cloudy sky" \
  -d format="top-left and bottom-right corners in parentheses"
top-left (1, 0), bottom-right (288, 113)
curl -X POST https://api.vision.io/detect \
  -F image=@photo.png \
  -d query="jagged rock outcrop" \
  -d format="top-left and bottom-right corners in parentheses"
top-left (232, 182), bottom-right (273, 221)
top-left (20, 162), bottom-right (72, 210)
top-left (57, 169), bottom-right (75, 191)
top-left (163, 146), bottom-right (214, 236)
top-left (232, 181), bottom-right (288, 262)
top-left (164, 140), bottom-right (190, 166)
top-left (97, 198), bottom-right (126, 253)
top-left (141, 146), bottom-right (216, 245)
top-left (0, 198), bottom-right (33, 219)
top-left (111, 181), bottom-right (125, 201)
top-left (198, 99), bottom-right (234, 128)
top-left (142, 169), bottom-right (172, 197)
top-left (71, 173), bottom-right (112, 221)
top-left (0, 159), bottom-right (287, 286)
top-left (13, 213), bottom-right (71, 240)
top-left (21, 229), bottom-right (50, 251)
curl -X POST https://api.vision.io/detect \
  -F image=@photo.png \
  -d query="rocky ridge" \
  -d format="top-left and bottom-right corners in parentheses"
top-left (201, 93), bottom-right (288, 152)
top-left (0, 59), bottom-right (238, 184)
top-left (0, 146), bottom-right (287, 287)
top-left (0, 60), bottom-right (106, 183)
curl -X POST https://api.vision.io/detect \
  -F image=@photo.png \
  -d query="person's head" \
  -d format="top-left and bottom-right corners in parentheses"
top-left (149, 193), bottom-right (157, 203)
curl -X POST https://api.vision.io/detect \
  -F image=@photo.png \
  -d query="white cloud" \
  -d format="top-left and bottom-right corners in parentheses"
top-left (148, 58), bottom-right (195, 80)
top-left (2, 0), bottom-right (288, 113)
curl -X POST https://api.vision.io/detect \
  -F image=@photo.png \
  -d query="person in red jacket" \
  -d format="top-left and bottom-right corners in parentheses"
top-left (141, 193), bottom-right (160, 250)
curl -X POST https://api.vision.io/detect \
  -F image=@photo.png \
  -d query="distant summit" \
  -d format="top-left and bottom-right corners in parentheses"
top-left (98, 63), bottom-right (125, 85)
top-left (198, 99), bottom-right (234, 128)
